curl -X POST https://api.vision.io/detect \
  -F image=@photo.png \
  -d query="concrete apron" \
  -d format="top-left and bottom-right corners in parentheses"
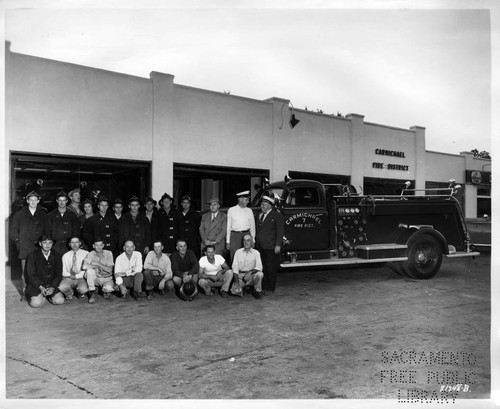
top-left (5, 255), bottom-right (490, 400)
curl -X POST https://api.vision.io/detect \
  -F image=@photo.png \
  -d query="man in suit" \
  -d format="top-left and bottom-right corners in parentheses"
top-left (255, 195), bottom-right (284, 294)
top-left (199, 197), bottom-right (227, 256)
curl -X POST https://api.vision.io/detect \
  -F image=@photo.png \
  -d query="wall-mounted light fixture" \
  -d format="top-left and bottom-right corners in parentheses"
top-left (279, 102), bottom-right (301, 130)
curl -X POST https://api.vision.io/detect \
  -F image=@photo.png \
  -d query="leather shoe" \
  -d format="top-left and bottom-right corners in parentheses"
top-left (252, 291), bottom-right (262, 300)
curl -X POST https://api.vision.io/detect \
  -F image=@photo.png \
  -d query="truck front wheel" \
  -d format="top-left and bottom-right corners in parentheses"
top-left (403, 234), bottom-right (443, 279)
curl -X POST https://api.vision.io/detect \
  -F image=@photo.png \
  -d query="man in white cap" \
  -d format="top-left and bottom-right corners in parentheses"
top-left (226, 190), bottom-right (255, 261)
top-left (199, 197), bottom-right (227, 256)
top-left (255, 195), bottom-right (284, 294)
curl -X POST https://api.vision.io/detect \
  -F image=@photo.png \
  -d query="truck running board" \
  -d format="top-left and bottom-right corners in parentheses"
top-left (445, 251), bottom-right (480, 258)
top-left (281, 256), bottom-right (408, 269)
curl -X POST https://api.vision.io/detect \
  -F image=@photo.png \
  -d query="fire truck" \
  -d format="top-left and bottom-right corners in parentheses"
top-left (252, 177), bottom-right (479, 279)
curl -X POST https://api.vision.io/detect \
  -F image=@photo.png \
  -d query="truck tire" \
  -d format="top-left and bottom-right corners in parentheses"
top-left (403, 234), bottom-right (442, 279)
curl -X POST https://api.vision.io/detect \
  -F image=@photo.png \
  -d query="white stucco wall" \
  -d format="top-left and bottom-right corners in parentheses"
top-left (6, 50), bottom-right (153, 161)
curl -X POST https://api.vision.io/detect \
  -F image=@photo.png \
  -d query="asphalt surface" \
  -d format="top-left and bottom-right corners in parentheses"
top-left (5, 254), bottom-right (491, 402)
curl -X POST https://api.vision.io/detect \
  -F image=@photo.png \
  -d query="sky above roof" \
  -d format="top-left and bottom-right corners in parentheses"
top-left (4, 1), bottom-right (496, 156)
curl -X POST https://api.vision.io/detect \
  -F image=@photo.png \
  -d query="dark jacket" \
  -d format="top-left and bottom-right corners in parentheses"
top-left (48, 208), bottom-right (80, 255)
top-left (25, 248), bottom-right (63, 298)
top-left (10, 206), bottom-right (49, 259)
top-left (178, 209), bottom-right (202, 257)
top-left (119, 212), bottom-right (152, 253)
top-left (153, 207), bottom-right (180, 254)
top-left (255, 209), bottom-right (285, 250)
top-left (170, 249), bottom-right (199, 278)
top-left (82, 212), bottom-right (119, 253)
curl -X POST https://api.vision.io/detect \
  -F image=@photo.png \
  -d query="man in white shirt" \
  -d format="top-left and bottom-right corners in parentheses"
top-left (231, 234), bottom-right (264, 299)
top-left (58, 235), bottom-right (90, 301)
top-left (226, 191), bottom-right (256, 261)
top-left (143, 240), bottom-right (174, 299)
top-left (82, 237), bottom-right (115, 303)
top-left (198, 244), bottom-right (233, 297)
top-left (114, 240), bottom-right (144, 300)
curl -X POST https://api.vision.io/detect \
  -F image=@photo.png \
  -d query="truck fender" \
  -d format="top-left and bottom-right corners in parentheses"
top-left (406, 228), bottom-right (448, 255)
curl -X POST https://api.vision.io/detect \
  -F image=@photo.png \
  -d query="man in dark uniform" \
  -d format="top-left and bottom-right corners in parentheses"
top-left (255, 195), bottom-right (284, 294)
top-left (10, 190), bottom-right (49, 300)
top-left (48, 191), bottom-right (80, 255)
top-left (119, 196), bottom-right (151, 255)
top-left (24, 234), bottom-right (65, 308)
top-left (83, 196), bottom-right (119, 257)
top-left (152, 193), bottom-right (179, 255)
top-left (178, 195), bottom-right (202, 259)
top-left (112, 198), bottom-right (124, 225)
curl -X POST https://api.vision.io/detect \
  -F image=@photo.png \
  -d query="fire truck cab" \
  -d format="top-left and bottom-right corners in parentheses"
top-left (252, 178), bottom-right (479, 279)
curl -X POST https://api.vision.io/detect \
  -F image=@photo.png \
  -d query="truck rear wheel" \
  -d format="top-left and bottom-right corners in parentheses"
top-left (403, 234), bottom-right (442, 279)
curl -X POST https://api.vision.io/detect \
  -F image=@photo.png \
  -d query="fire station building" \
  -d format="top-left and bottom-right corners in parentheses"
top-left (5, 43), bottom-right (491, 219)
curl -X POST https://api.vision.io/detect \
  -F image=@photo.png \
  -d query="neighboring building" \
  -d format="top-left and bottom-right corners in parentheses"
top-left (5, 42), bottom-right (491, 224)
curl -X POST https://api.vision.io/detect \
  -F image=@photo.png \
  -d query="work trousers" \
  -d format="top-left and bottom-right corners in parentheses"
top-left (198, 270), bottom-right (233, 295)
top-left (143, 269), bottom-right (174, 291)
top-left (29, 292), bottom-right (65, 308)
top-left (229, 230), bottom-right (249, 261)
top-left (235, 271), bottom-right (263, 292)
top-left (259, 248), bottom-right (280, 292)
top-left (118, 273), bottom-right (143, 294)
top-left (59, 277), bottom-right (88, 299)
top-left (85, 268), bottom-right (114, 293)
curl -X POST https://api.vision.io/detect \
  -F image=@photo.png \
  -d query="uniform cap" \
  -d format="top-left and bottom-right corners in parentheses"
top-left (39, 234), bottom-right (54, 243)
top-left (144, 196), bottom-right (157, 205)
top-left (55, 190), bottom-right (69, 200)
top-left (181, 195), bottom-right (192, 203)
top-left (261, 195), bottom-right (274, 204)
top-left (113, 198), bottom-right (123, 205)
top-left (68, 188), bottom-right (80, 197)
top-left (236, 190), bottom-right (250, 198)
top-left (160, 193), bottom-right (173, 202)
top-left (128, 195), bottom-right (141, 204)
top-left (97, 195), bottom-right (109, 204)
top-left (25, 190), bottom-right (41, 200)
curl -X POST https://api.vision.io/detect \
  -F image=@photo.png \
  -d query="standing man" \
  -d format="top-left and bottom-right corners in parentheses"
top-left (199, 197), bottom-right (227, 256)
top-left (48, 191), bottom-right (80, 256)
top-left (119, 196), bottom-right (151, 255)
top-left (58, 235), bottom-right (89, 301)
top-left (114, 240), bottom-right (144, 300)
top-left (255, 195), bottom-right (284, 294)
top-left (231, 234), bottom-right (264, 299)
top-left (83, 196), bottom-right (119, 257)
top-left (226, 191), bottom-right (255, 261)
top-left (10, 191), bottom-right (49, 300)
top-left (143, 240), bottom-right (174, 299)
top-left (112, 198), bottom-right (124, 225)
top-left (153, 193), bottom-right (179, 255)
top-left (67, 188), bottom-right (84, 218)
top-left (178, 195), bottom-right (202, 259)
top-left (82, 237), bottom-right (115, 302)
top-left (143, 197), bottom-right (157, 224)
top-left (170, 239), bottom-right (199, 290)
top-left (198, 245), bottom-right (233, 297)
top-left (24, 234), bottom-right (65, 308)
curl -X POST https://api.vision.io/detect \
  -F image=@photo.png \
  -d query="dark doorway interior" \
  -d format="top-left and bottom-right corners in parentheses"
top-left (8, 152), bottom-right (151, 278)
top-left (364, 177), bottom-right (414, 196)
top-left (173, 163), bottom-right (269, 211)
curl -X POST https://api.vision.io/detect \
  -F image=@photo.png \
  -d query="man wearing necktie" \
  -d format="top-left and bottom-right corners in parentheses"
top-left (199, 197), bottom-right (227, 256)
top-left (59, 235), bottom-right (90, 301)
top-left (255, 195), bottom-right (284, 294)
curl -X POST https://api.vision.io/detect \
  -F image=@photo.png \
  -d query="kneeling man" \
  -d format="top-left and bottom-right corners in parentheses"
top-left (59, 235), bottom-right (89, 300)
top-left (25, 234), bottom-right (65, 307)
top-left (231, 234), bottom-right (264, 299)
top-left (114, 240), bottom-right (144, 300)
top-left (198, 245), bottom-right (233, 297)
top-left (143, 240), bottom-right (174, 299)
top-left (82, 237), bottom-right (115, 303)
